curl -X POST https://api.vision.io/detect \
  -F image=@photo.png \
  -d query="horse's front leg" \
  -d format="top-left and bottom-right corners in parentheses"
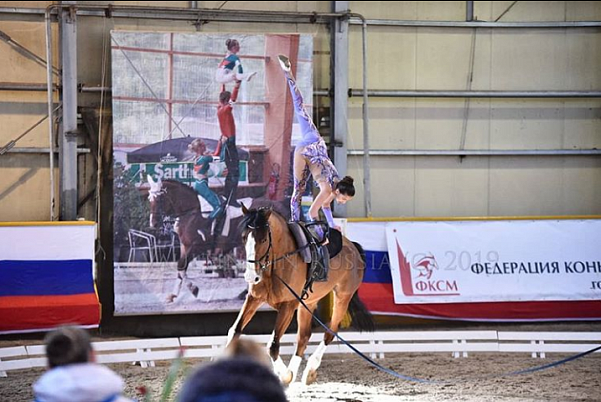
top-left (166, 250), bottom-right (198, 302)
top-left (226, 292), bottom-right (263, 347)
top-left (166, 269), bottom-right (186, 303)
top-left (287, 301), bottom-right (317, 384)
top-left (269, 300), bottom-right (299, 385)
top-left (164, 240), bottom-right (186, 303)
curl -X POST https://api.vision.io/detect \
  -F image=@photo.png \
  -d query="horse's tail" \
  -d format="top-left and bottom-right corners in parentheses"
top-left (348, 292), bottom-right (375, 332)
top-left (348, 241), bottom-right (374, 331)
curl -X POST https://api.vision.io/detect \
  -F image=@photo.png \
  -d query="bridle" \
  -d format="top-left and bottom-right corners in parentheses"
top-left (245, 219), bottom-right (310, 273)
top-left (246, 222), bottom-right (273, 272)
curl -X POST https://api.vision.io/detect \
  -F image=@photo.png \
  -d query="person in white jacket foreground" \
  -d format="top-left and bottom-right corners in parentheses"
top-left (33, 326), bottom-right (132, 402)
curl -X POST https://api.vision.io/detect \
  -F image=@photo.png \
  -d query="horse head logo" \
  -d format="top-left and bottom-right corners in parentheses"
top-left (414, 254), bottom-right (438, 281)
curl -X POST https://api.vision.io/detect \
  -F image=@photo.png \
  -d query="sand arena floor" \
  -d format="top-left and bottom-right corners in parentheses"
top-left (1, 323), bottom-right (600, 402)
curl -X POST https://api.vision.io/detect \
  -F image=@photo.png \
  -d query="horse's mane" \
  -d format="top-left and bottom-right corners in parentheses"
top-left (163, 179), bottom-right (199, 199)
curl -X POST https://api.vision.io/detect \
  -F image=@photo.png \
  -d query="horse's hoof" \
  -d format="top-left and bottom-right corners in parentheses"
top-left (187, 283), bottom-right (199, 298)
top-left (280, 369), bottom-right (294, 386)
top-left (303, 369), bottom-right (318, 385)
top-left (165, 294), bottom-right (176, 303)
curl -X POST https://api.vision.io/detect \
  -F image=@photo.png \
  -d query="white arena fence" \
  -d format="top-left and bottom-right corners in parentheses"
top-left (1, 331), bottom-right (600, 377)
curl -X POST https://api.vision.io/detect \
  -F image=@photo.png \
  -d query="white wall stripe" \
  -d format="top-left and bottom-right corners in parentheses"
top-left (0, 225), bottom-right (95, 260)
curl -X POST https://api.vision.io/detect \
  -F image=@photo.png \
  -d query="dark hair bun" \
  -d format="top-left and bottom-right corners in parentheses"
top-left (336, 176), bottom-right (355, 197)
top-left (226, 39), bottom-right (232, 47)
top-left (341, 176), bottom-right (354, 185)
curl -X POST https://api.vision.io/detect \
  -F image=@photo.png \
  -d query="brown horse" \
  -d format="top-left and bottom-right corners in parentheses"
top-left (147, 176), bottom-right (287, 302)
top-left (227, 206), bottom-right (374, 385)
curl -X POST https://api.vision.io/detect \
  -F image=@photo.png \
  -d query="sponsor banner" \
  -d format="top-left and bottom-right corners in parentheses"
top-left (128, 161), bottom-right (249, 186)
top-left (347, 220), bottom-right (601, 321)
top-left (0, 223), bottom-right (100, 333)
top-left (386, 220), bottom-right (601, 304)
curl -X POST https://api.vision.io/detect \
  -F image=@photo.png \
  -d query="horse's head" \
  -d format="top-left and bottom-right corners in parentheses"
top-left (415, 254), bottom-right (438, 280)
top-left (147, 175), bottom-right (168, 228)
top-left (240, 205), bottom-right (273, 285)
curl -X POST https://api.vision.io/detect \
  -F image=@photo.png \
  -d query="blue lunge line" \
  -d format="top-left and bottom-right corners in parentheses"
top-left (273, 272), bottom-right (601, 384)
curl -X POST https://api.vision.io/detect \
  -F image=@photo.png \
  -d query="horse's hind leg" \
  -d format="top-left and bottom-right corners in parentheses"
top-left (302, 293), bottom-right (353, 385)
top-left (269, 300), bottom-right (299, 385)
top-left (286, 301), bottom-right (317, 384)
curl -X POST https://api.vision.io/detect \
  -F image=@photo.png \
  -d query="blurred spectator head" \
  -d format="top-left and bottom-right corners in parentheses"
top-left (178, 355), bottom-right (287, 402)
top-left (223, 338), bottom-right (272, 368)
top-left (45, 326), bottom-right (93, 369)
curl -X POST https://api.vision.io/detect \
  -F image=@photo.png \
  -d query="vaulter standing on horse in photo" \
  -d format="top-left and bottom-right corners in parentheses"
top-left (215, 38), bottom-right (257, 90)
top-left (278, 54), bottom-right (356, 243)
top-left (189, 138), bottom-right (223, 220)
top-left (214, 80), bottom-right (241, 209)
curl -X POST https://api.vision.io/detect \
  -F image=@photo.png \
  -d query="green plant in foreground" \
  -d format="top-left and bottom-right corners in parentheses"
top-left (135, 347), bottom-right (188, 402)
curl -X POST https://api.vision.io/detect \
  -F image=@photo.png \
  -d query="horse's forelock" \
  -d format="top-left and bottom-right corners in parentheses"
top-left (240, 208), bottom-right (270, 233)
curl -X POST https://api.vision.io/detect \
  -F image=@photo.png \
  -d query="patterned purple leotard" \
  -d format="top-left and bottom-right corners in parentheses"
top-left (286, 72), bottom-right (339, 221)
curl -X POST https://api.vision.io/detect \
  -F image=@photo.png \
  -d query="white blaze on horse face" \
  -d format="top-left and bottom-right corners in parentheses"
top-left (147, 177), bottom-right (162, 228)
top-left (244, 233), bottom-right (261, 284)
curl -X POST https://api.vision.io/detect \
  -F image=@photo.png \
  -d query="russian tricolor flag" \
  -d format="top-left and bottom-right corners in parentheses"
top-left (347, 222), bottom-right (399, 316)
top-left (0, 223), bottom-right (100, 334)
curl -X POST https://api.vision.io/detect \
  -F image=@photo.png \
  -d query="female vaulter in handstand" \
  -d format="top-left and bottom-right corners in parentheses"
top-left (278, 54), bottom-right (355, 242)
top-left (215, 39), bottom-right (257, 89)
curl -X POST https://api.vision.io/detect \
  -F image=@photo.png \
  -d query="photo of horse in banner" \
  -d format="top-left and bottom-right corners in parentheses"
top-left (226, 206), bottom-right (374, 385)
top-left (147, 176), bottom-right (287, 303)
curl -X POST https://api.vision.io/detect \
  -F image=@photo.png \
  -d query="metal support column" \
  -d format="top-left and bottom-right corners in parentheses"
top-left (332, 1), bottom-right (349, 217)
top-left (45, 8), bottom-right (56, 220)
top-left (359, 18), bottom-right (371, 218)
top-left (466, 1), bottom-right (474, 22)
top-left (60, 3), bottom-right (78, 220)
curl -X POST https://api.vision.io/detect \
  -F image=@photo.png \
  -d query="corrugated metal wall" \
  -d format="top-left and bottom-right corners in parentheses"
top-left (0, 1), bottom-right (599, 221)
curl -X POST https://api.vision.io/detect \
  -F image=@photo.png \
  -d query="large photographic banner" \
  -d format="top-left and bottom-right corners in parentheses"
top-left (111, 32), bottom-right (314, 315)
top-left (347, 219), bottom-right (601, 321)
top-left (386, 220), bottom-right (601, 304)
